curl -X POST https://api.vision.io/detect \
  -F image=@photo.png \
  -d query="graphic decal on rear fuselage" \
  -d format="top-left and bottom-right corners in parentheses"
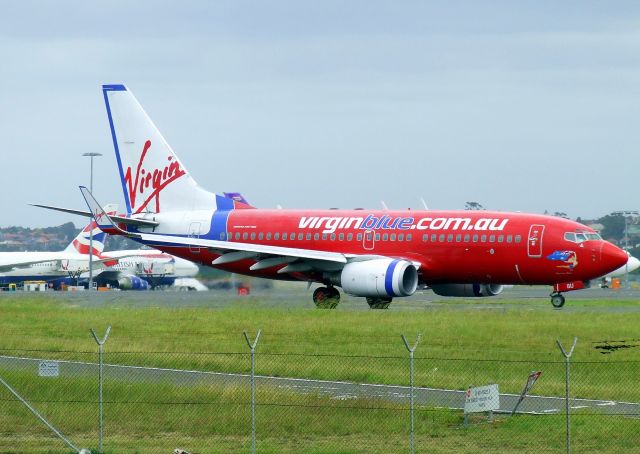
top-left (125, 139), bottom-right (186, 213)
top-left (298, 215), bottom-right (509, 234)
top-left (547, 250), bottom-right (578, 270)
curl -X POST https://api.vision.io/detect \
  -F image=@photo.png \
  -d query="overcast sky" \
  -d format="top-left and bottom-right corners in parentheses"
top-left (1, 1), bottom-right (639, 227)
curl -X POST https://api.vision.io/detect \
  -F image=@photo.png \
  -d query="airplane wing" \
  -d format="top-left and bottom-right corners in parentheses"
top-left (138, 232), bottom-right (348, 272)
top-left (0, 258), bottom-right (59, 273)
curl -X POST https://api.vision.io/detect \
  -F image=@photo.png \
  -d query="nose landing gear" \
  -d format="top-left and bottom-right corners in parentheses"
top-left (550, 292), bottom-right (565, 308)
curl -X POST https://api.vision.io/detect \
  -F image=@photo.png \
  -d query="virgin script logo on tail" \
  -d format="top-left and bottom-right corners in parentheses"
top-left (124, 140), bottom-right (186, 213)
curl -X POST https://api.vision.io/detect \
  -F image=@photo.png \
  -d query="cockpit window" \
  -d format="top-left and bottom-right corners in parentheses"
top-left (565, 231), bottom-right (601, 243)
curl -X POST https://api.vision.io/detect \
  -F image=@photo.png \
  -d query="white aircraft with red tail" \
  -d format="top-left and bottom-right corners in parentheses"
top-left (39, 85), bottom-right (628, 308)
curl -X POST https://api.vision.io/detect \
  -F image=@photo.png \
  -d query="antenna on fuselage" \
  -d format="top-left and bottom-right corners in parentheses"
top-left (381, 200), bottom-right (389, 210)
top-left (419, 197), bottom-right (429, 210)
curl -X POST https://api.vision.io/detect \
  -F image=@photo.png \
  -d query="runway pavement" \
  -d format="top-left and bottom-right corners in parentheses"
top-left (1, 354), bottom-right (637, 416)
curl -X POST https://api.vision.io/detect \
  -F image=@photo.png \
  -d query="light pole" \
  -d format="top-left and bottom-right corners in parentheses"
top-left (82, 152), bottom-right (102, 291)
top-left (612, 210), bottom-right (639, 289)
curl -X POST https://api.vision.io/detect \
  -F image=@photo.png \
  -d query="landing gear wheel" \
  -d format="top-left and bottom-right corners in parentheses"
top-left (313, 286), bottom-right (341, 309)
top-left (550, 293), bottom-right (565, 308)
top-left (367, 297), bottom-right (392, 309)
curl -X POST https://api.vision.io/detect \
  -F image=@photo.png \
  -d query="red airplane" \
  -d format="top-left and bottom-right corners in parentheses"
top-left (40, 85), bottom-right (628, 308)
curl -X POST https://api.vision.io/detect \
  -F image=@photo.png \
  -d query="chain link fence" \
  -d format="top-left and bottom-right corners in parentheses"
top-left (1, 332), bottom-right (639, 453)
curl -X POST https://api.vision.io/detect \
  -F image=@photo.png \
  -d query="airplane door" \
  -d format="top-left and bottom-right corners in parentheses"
top-left (363, 229), bottom-right (375, 250)
top-left (527, 225), bottom-right (545, 258)
top-left (188, 222), bottom-right (202, 253)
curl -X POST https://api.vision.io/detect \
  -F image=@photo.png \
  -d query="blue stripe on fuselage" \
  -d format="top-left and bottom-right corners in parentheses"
top-left (210, 195), bottom-right (235, 240)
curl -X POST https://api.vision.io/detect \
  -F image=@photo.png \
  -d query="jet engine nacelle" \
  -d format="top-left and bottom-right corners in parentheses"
top-left (335, 259), bottom-right (418, 298)
top-left (117, 275), bottom-right (150, 290)
top-left (430, 283), bottom-right (504, 297)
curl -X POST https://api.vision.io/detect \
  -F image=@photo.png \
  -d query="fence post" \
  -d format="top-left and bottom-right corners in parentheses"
top-left (556, 337), bottom-right (577, 454)
top-left (243, 330), bottom-right (261, 454)
top-left (401, 333), bottom-right (421, 454)
top-left (90, 326), bottom-right (111, 454)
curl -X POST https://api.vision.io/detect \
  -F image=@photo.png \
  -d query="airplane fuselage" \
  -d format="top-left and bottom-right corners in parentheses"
top-left (130, 209), bottom-right (621, 287)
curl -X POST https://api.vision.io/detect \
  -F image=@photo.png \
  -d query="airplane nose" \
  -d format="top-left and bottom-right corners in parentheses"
top-left (601, 242), bottom-right (629, 274)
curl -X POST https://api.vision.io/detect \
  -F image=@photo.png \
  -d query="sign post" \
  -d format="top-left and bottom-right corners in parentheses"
top-left (511, 371), bottom-right (542, 415)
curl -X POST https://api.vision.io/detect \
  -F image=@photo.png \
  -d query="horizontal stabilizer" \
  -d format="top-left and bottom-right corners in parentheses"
top-left (79, 186), bottom-right (141, 238)
top-left (31, 203), bottom-right (159, 228)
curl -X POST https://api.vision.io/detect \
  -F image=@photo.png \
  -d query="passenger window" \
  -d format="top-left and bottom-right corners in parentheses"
top-left (347, 233), bottom-right (353, 241)
top-left (267, 233), bottom-right (272, 240)
top-left (274, 233), bottom-right (279, 240)
top-left (250, 232), bottom-right (256, 240)
top-left (481, 235), bottom-right (487, 242)
top-left (506, 235), bottom-right (512, 243)
top-left (422, 234), bottom-right (428, 242)
top-left (375, 233), bottom-right (381, 241)
top-left (456, 234), bottom-right (461, 242)
top-left (291, 233), bottom-right (296, 240)
top-left (515, 235), bottom-right (522, 243)
top-left (298, 233), bottom-right (303, 240)
top-left (306, 233), bottom-right (311, 241)
top-left (398, 234), bottom-right (404, 241)
top-left (390, 233), bottom-right (396, 241)
top-left (242, 232), bottom-right (248, 240)
top-left (357, 233), bottom-right (362, 241)
top-left (219, 232), bottom-right (225, 240)
top-left (473, 234), bottom-right (478, 242)
top-left (331, 234), bottom-right (336, 241)
top-left (439, 234), bottom-right (445, 242)
top-left (314, 233), bottom-right (319, 241)
top-left (383, 233), bottom-right (389, 241)
top-left (282, 233), bottom-right (288, 240)
top-left (259, 232), bottom-right (264, 240)
top-left (406, 234), bottom-right (412, 241)
top-left (431, 234), bottom-right (437, 242)
top-left (339, 233), bottom-right (344, 241)
top-left (464, 234), bottom-right (470, 242)
top-left (489, 235), bottom-right (495, 242)
top-left (323, 234), bottom-right (328, 241)
top-left (447, 234), bottom-right (453, 242)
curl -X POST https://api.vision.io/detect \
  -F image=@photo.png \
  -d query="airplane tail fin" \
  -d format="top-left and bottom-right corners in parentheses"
top-left (102, 85), bottom-right (217, 215)
top-left (63, 204), bottom-right (116, 255)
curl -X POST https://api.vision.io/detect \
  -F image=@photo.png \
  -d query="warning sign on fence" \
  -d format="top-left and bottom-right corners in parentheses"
top-left (38, 361), bottom-right (59, 377)
top-left (464, 384), bottom-right (499, 414)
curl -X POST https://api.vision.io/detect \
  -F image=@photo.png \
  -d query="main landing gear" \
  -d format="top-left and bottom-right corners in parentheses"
top-left (311, 287), bottom-right (393, 309)
top-left (550, 292), bottom-right (566, 308)
top-left (313, 286), bottom-right (341, 309)
top-left (367, 297), bottom-right (392, 309)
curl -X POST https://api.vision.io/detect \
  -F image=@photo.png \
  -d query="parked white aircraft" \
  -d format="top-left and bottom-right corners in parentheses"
top-left (1, 213), bottom-right (199, 289)
top-left (88, 249), bottom-right (199, 289)
top-left (599, 253), bottom-right (640, 286)
top-left (0, 219), bottom-right (111, 286)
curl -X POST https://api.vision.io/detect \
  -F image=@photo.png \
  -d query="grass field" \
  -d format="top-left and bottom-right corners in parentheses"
top-left (1, 290), bottom-right (640, 452)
